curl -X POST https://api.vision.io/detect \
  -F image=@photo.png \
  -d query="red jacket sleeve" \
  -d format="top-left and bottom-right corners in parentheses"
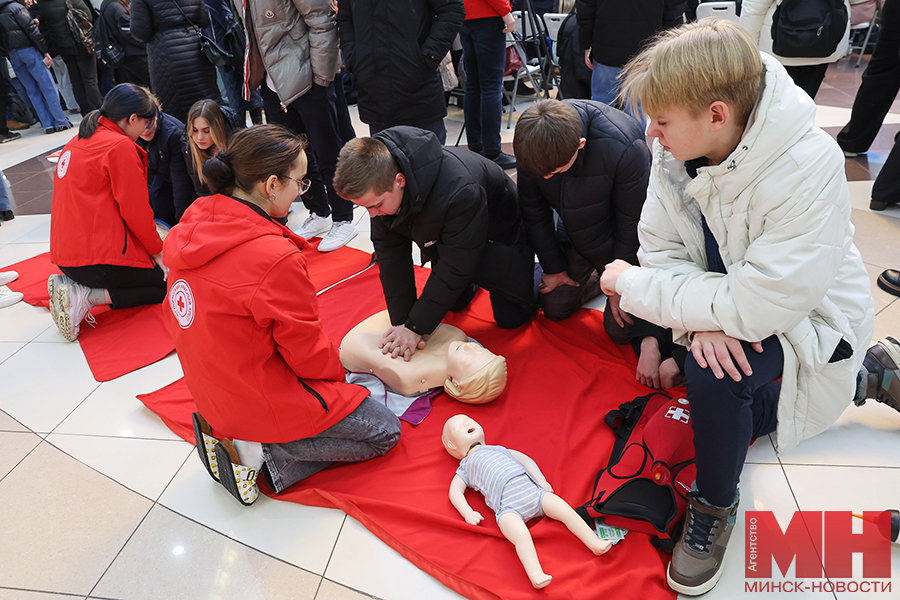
top-left (103, 139), bottom-right (163, 256)
top-left (250, 250), bottom-right (346, 382)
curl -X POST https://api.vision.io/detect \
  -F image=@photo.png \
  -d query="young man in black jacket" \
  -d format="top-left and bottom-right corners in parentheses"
top-left (334, 126), bottom-right (537, 360)
top-left (513, 99), bottom-right (650, 343)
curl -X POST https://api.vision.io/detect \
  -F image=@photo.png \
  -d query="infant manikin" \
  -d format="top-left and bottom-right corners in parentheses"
top-left (340, 310), bottom-right (507, 403)
top-left (442, 414), bottom-right (612, 589)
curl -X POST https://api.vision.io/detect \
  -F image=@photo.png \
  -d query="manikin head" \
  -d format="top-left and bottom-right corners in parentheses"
top-left (443, 341), bottom-right (508, 404)
top-left (442, 414), bottom-right (486, 460)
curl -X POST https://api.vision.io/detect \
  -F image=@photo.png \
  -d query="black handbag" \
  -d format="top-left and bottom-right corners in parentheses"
top-left (771, 0), bottom-right (848, 58)
top-left (169, 0), bottom-right (232, 68)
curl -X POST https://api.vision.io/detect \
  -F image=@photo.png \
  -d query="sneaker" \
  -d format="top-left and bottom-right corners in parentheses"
top-left (47, 273), bottom-right (63, 324)
top-left (0, 271), bottom-right (18, 286)
top-left (318, 220), bottom-right (358, 252)
top-left (667, 491), bottom-right (739, 596)
top-left (294, 213), bottom-right (333, 240)
top-left (215, 439), bottom-right (260, 505)
top-left (51, 274), bottom-right (96, 342)
top-left (0, 288), bottom-right (23, 309)
top-left (863, 337), bottom-right (900, 413)
top-left (192, 413), bottom-right (220, 482)
top-left (843, 150), bottom-right (861, 158)
top-left (0, 131), bottom-right (20, 143)
top-left (487, 151), bottom-right (517, 170)
top-left (1, 210), bottom-right (14, 221)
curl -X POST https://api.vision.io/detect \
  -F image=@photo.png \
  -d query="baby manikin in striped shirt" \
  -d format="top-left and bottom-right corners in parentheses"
top-left (442, 414), bottom-right (613, 590)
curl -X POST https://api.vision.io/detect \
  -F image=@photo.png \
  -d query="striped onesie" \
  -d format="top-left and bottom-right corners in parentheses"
top-left (456, 445), bottom-right (547, 522)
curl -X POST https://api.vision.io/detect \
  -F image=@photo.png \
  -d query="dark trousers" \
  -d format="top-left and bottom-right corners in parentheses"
top-left (784, 63), bottom-right (829, 100)
top-left (0, 59), bottom-right (9, 134)
top-left (116, 55), bottom-right (151, 89)
top-left (60, 263), bottom-right (167, 309)
top-left (149, 176), bottom-right (176, 226)
top-left (838, 0), bottom-right (900, 153)
top-left (872, 130), bottom-right (900, 207)
top-left (369, 119), bottom-right (447, 145)
top-left (261, 81), bottom-right (355, 222)
top-left (686, 335), bottom-right (782, 507)
top-left (61, 51), bottom-right (103, 115)
top-left (459, 17), bottom-right (506, 156)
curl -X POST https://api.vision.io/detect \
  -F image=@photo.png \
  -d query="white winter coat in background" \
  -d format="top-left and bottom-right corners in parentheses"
top-left (740, 0), bottom-right (851, 67)
top-left (615, 54), bottom-right (875, 455)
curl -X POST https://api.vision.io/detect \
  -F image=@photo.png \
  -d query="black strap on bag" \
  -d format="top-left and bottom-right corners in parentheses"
top-left (771, 0), bottom-right (848, 58)
top-left (168, 0), bottom-right (232, 68)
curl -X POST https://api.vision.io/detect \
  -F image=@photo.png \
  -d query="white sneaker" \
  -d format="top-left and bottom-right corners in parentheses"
top-left (294, 213), bottom-right (333, 240)
top-left (53, 274), bottom-right (96, 342)
top-left (0, 288), bottom-right (23, 308)
top-left (0, 271), bottom-right (18, 286)
top-left (318, 220), bottom-right (359, 252)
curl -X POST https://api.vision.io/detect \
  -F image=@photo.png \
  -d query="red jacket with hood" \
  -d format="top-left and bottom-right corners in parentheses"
top-left (163, 194), bottom-right (368, 443)
top-left (50, 116), bottom-right (163, 268)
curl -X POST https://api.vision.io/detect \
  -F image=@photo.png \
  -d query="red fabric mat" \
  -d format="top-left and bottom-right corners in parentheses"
top-left (136, 265), bottom-right (676, 600)
top-left (3, 246), bottom-right (373, 381)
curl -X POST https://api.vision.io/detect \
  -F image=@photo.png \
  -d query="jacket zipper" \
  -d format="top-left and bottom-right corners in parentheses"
top-left (121, 218), bottom-right (128, 254)
top-left (299, 378), bottom-right (329, 412)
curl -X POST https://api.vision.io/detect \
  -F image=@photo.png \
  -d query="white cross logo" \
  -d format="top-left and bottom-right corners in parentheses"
top-left (665, 406), bottom-right (690, 424)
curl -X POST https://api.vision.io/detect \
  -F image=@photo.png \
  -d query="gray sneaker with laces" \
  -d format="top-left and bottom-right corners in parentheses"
top-left (52, 274), bottom-right (96, 342)
top-left (667, 491), bottom-right (739, 596)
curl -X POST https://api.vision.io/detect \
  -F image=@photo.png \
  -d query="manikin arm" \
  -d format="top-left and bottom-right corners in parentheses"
top-left (508, 450), bottom-right (553, 493)
top-left (449, 475), bottom-right (484, 525)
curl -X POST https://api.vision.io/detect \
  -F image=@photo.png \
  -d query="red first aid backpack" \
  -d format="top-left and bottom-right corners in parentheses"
top-left (577, 392), bottom-right (697, 551)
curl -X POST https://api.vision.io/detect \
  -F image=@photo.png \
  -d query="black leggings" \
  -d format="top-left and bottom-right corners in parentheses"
top-left (60, 263), bottom-right (166, 310)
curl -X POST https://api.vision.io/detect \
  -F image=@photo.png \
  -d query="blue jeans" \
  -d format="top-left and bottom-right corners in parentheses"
top-left (460, 17), bottom-right (506, 156)
top-left (262, 396), bottom-right (401, 493)
top-left (8, 47), bottom-right (69, 129)
top-left (0, 169), bottom-right (10, 212)
top-left (591, 61), bottom-right (643, 125)
top-left (686, 335), bottom-right (783, 507)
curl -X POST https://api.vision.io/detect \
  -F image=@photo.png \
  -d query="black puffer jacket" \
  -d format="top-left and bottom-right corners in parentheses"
top-left (516, 100), bottom-right (650, 275)
top-left (139, 111), bottom-right (195, 222)
top-left (31, 0), bottom-right (92, 56)
top-left (0, 0), bottom-right (48, 54)
top-left (100, 0), bottom-right (145, 58)
top-left (337, 0), bottom-right (463, 128)
top-left (575, 0), bottom-right (686, 68)
top-left (131, 0), bottom-right (219, 121)
top-left (372, 126), bottom-right (521, 335)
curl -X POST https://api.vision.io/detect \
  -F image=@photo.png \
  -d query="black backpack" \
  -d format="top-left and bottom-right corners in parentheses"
top-left (771, 0), bottom-right (848, 58)
top-left (92, 14), bottom-right (124, 68)
top-left (7, 91), bottom-right (36, 126)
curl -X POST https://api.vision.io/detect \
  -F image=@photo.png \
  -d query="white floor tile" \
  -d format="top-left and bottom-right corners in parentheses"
top-left (0, 214), bottom-right (51, 245)
top-left (46, 432), bottom-right (193, 500)
top-left (53, 353), bottom-right (184, 440)
top-left (0, 430), bottom-right (41, 480)
top-left (0, 126), bottom-right (77, 171)
top-left (0, 408), bottom-right (28, 432)
top-left (158, 457), bottom-right (346, 575)
top-left (0, 341), bottom-right (99, 433)
top-left (0, 241), bottom-right (50, 270)
top-left (816, 105), bottom-right (900, 130)
top-left (865, 262), bottom-right (897, 315)
top-left (324, 516), bottom-right (466, 600)
top-left (0, 301), bottom-right (54, 343)
top-left (0, 341), bottom-right (24, 365)
top-left (777, 402), bottom-right (900, 468)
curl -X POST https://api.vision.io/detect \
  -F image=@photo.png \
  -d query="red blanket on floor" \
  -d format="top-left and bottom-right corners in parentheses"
top-left (137, 266), bottom-right (675, 600)
top-left (3, 244), bottom-right (373, 381)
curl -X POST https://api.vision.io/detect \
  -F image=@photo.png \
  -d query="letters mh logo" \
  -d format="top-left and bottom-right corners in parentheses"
top-left (665, 406), bottom-right (690, 423)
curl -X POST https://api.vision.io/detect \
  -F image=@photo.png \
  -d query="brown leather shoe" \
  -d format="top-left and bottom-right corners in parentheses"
top-left (6, 120), bottom-right (29, 131)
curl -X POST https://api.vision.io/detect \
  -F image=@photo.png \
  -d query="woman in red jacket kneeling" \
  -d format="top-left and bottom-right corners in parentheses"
top-left (164, 125), bottom-right (401, 505)
top-left (49, 83), bottom-right (167, 342)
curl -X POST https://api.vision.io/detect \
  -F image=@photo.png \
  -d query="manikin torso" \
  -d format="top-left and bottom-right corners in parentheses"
top-left (340, 311), bottom-right (468, 396)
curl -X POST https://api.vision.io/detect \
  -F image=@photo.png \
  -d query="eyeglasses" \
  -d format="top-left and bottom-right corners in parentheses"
top-left (286, 176), bottom-right (311, 196)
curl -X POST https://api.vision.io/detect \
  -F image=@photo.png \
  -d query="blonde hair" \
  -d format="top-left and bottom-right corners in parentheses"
top-left (618, 19), bottom-right (764, 127)
top-left (187, 100), bottom-right (229, 186)
top-left (334, 137), bottom-right (399, 200)
top-left (444, 354), bottom-right (508, 404)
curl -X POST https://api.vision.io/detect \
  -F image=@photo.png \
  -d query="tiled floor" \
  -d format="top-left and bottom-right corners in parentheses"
top-left (1, 57), bottom-right (900, 600)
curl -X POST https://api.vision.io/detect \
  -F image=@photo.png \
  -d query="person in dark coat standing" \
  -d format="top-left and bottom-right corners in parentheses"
top-left (336, 0), bottom-right (463, 142)
top-left (576, 0), bottom-right (685, 111)
top-left (29, 0), bottom-right (103, 115)
top-left (334, 126), bottom-right (538, 361)
top-left (130, 0), bottom-right (220, 121)
top-left (99, 0), bottom-right (149, 87)
top-left (513, 99), bottom-right (650, 339)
